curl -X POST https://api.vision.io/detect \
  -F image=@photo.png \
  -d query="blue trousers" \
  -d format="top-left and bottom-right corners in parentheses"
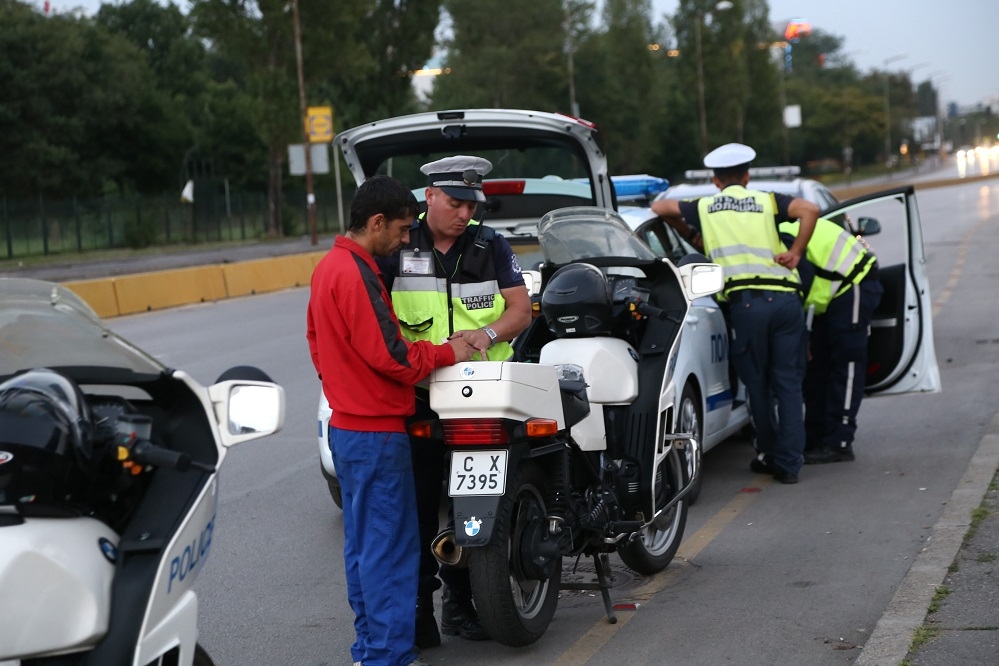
top-left (728, 290), bottom-right (807, 475)
top-left (330, 427), bottom-right (419, 666)
top-left (804, 278), bottom-right (884, 450)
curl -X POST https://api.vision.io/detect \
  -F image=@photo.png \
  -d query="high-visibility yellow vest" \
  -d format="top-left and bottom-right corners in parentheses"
top-left (697, 186), bottom-right (800, 298)
top-left (780, 218), bottom-right (876, 314)
top-left (391, 218), bottom-right (512, 361)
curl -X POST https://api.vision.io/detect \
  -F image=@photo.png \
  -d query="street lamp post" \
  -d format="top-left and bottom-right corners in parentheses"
top-left (882, 53), bottom-right (907, 166)
top-left (694, 1), bottom-right (733, 157)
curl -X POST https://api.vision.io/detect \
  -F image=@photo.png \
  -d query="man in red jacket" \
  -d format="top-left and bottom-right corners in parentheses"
top-left (307, 175), bottom-right (477, 666)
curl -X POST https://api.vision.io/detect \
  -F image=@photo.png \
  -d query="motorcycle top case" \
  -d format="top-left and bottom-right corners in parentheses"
top-left (428, 362), bottom-right (566, 429)
top-left (0, 517), bottom-right (118, 659)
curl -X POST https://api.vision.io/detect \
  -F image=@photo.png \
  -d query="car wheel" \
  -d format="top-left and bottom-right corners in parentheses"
top-left (678, 381), bottom-right (703, 504)
top-left (326, 477), bottom-right (343, 509)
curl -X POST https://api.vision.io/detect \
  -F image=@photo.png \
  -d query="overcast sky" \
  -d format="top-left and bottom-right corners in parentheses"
top-left (50, 0), bottom-right (998, 108)
top-left (651, 0), bottom-right (999, 108)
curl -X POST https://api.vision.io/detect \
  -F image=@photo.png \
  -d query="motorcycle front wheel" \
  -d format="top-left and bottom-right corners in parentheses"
top-left (468, 460), bottom-right (560, 647)
top-left (618, 447), bottom-right (688, 576)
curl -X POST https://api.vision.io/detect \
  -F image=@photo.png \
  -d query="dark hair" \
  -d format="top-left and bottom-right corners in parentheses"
top-left (348, 175), bottom-right (420, 231)
top-left (714, 168), bottom-right (748, 186)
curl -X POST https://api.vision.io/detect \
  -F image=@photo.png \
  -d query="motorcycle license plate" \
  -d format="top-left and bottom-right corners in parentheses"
top-left (448, 450), bottom-right (507, 496)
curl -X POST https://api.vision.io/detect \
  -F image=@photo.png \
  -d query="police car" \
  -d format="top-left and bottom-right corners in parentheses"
top-left (618, 172), bottom-right (941, 496)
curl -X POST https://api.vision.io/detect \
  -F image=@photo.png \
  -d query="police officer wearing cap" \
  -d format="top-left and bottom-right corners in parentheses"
top-left (778, 218), bottom-right (883, 464)
top-left (652, 143), bottom-right (819, 484)
top-left (376, 155), bottom-right (532, 648)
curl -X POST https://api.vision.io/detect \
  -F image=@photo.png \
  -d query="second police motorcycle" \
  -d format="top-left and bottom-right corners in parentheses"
top-left (416, 206), bottom-right (725, 646)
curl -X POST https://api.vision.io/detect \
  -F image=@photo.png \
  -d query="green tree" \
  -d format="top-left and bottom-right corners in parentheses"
top-left (316, 0), bottom-right (443, 131)
top-left (189, 0), bottom-right (369, 235)
top-left (574, 0), bottom-right (661, 173)
top-left (0, 0), bottom-right (162, 195)
top-left (431, 0), bottom-right (568, 111)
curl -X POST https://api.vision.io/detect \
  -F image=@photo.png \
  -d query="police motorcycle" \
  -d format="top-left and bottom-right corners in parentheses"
top-left (0, 278), bottom-right (285, 666)
top-left (416, 207), bottom-right (724, 646)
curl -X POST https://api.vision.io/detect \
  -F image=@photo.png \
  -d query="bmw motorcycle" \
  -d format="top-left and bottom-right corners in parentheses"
top-left (417, 207), bottom-right (724, 646)
top-left (0, 278), bottom-right (285, 666)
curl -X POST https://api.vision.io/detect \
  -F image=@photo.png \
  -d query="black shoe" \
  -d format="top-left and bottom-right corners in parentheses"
top-left (750, 457), bottom-right (799, 484)
top-left (804, 446), bottom-right (855, 464)
top-left (440, 586), bottom-right (489, 641)
top-left (415, 595), bottom-right (441, 649)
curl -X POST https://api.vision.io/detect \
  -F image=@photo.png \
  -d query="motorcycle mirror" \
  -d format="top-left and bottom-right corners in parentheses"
top-left (678, 263), bottom-right (724, 299)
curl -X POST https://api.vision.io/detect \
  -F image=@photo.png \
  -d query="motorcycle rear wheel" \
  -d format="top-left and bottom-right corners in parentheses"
top-left (468, 460), bottom-right (560, 647)
top-left (618, 448), bottom-right (688, 576)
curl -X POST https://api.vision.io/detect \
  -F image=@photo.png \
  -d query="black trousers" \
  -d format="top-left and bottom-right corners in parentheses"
top-left (804, 278), bottom-right (884, 449)
top-left (409, 396), bottom-right (472, 598)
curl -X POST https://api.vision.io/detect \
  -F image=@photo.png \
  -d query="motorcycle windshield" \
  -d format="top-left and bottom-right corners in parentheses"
top-left (0, 278), bottom-right (165, 378)
top-left (537, 206), bottom-right (658, 265)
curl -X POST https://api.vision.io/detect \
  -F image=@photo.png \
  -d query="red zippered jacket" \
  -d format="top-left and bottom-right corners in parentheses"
top-left (307, 235), bottom-right (456, 433)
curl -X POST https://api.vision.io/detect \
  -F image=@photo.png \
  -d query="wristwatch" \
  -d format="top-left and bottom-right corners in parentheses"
top-left (481, 326), bottom-right (498, 348)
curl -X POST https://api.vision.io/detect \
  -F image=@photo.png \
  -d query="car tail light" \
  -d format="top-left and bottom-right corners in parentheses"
top-left (443, 418), bottom-right (509, 445)
top-left (482, 180), bottom-right (526, 196)
top-left (408, 421), bottom-right (434, 439)
top-left (525, 418), bottom-right (558, 438)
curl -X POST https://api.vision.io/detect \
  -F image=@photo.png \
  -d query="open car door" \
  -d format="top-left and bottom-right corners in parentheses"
top-left (822, 186), bottom-right (941, 396)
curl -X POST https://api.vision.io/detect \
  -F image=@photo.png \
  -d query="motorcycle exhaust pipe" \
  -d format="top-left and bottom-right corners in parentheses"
top-left (431, 528), bottom-right (469, 568)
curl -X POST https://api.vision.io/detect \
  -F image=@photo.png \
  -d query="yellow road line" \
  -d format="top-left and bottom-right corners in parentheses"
top-left (553, 475), bottom-right (773, 665)
top-left (932, 209), bottom-right (989, 318)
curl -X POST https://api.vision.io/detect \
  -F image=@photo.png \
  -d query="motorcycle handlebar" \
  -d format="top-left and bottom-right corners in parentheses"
top-left (629, 298), bottom-right (668, 321)
top-left (131, 440), bottom-right (216, 473)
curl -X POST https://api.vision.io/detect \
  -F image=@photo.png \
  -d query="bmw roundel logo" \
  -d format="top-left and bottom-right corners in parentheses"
top-left (460, 365), bottom-right (476, 378)
top-left (98, 538), bottom-right (118, 563)
top-left (464, 517), bottom-right (482, 537)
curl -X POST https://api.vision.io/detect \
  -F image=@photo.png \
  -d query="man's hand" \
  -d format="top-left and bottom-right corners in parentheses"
top-left (447, 337), bottom-right (479, 362)
top-left (774, 249), bottom-right (802, 270)
top-left (449, 328), bottom-right (491, 360)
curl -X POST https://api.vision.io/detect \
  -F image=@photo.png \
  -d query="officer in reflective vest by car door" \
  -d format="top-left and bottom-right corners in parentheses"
top-left (652, 143), bottom-right (819, 484)
top-left (779, 218), bottom-right (883, 464)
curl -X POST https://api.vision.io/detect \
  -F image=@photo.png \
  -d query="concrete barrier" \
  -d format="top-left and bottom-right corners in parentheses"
top-left (64, 252), bottom-right (326, 319)
top-left (113, 265), bottom-right (228, 315)
top-left (222, 253), bottom-right (322, 297)
top-left (64, 278), bottom-right (121, 319)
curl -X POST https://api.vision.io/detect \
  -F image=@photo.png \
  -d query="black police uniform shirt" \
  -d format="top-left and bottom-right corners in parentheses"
top-left (376, 224), bottom-right (524, 292)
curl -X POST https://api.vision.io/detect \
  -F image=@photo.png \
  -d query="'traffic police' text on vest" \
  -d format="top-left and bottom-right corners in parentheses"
top-left (779, 218), bottom-right (876, 315)
top-left (696, 185), bottom-right (801, 298)
top-left (392, 219), bottom-right (512, 361)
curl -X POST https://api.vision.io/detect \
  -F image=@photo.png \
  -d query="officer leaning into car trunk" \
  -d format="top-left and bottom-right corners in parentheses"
top-left (651, 143), bottom-right (819, 484)
top-left (375, 155), bottom-right (532, 649)
top-left (778, 217), bottom-right (883, 464)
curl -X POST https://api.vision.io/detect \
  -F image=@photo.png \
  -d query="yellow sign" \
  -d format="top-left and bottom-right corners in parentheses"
top-left (306, 106), bottom-right (334, 143)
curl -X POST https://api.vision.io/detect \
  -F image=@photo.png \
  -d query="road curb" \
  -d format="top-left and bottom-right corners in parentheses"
top-left (855, 411), bottom-right (999, 665)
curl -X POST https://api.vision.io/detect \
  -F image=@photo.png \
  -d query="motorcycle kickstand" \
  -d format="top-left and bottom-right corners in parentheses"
top-left (562, 553), bottom-right (618, 624)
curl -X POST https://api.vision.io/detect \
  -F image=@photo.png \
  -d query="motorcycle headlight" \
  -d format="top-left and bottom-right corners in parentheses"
top-left (555, 363), bottom-right (585, 383)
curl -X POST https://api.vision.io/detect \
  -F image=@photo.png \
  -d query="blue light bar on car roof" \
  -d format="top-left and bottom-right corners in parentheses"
top-left (570, 174), bottom-right (670, 201)
top-left (609, 174), bottom-right (671, 199)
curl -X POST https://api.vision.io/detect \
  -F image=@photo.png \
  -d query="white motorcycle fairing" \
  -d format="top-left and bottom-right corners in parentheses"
top-left (0, 517), bottom-right (118, 659)
top-left (538, 337), bottom-right (639, 451)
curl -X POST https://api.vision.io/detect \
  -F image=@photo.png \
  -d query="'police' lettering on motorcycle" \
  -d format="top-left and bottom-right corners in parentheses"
top-left (168, 513), bottom-right (215, 593)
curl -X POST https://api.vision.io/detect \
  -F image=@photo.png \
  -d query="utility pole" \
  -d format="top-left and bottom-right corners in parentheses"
top-left (292, 0), bottom-right (318, 246)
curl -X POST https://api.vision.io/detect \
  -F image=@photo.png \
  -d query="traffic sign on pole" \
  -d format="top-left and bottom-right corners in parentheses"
top-left (306, 106), bottom-right (334, 143)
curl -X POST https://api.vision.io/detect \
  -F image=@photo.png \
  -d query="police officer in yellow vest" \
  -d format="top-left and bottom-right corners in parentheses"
top-left (376, 155), bottom-right (532, 648)
top-left (652, 143), bottom-right (819, 484)
top-left (778, 218), bottom-right (882, 464)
